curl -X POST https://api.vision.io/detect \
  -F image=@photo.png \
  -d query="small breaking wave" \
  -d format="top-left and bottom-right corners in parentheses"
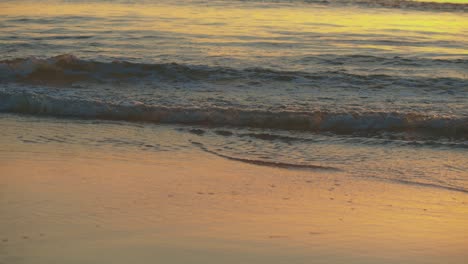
top-left (0, 91), bottom-right (466, 139)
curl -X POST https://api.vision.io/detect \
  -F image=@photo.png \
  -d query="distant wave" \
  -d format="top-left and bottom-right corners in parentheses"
top-left (191, 141), bottom-right (340, 170)
top-left (328, 0), bottom-right (467, 12)
top-left (1, 55), bottom-right (466, 90)
top-left (298, 54), bottom-right (468, 67)
top-left (0, 91), bottom-right (466, 139)
top-left (236, 0), bottom-right (468, 12)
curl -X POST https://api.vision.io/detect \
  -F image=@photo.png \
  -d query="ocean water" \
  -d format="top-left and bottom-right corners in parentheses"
top-left (0, 0), bottom-right (467, 192)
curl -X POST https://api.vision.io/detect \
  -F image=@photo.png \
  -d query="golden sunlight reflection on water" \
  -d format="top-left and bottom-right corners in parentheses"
top-left (1, 0), bottom-right (467, 58)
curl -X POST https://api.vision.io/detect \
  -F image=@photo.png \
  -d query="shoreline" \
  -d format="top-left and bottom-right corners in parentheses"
top-left (1, 115), bottom-right (467, 263)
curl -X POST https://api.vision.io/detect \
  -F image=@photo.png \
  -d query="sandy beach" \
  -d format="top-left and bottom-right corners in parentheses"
top-left (1, 115), bottom-right (467, 264)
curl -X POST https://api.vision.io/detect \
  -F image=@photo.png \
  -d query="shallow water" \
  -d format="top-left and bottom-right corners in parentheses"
top-left (1, 114), bottom-right (467, 193)
top-left (1, 0), bottom-right (467, 193)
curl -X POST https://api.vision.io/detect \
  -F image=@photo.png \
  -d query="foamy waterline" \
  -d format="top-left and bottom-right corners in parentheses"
top-left (0, 91), bottom-right (466, 139)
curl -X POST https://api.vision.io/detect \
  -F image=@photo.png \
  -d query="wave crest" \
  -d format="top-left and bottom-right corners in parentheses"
top-left (0, 91), bottom-right (466, 139)
top-left (1, 55), bottom-right (466, 90)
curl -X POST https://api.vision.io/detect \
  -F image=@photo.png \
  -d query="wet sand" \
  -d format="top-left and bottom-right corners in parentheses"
top-left (1, 130), bottom-right (467, 264)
